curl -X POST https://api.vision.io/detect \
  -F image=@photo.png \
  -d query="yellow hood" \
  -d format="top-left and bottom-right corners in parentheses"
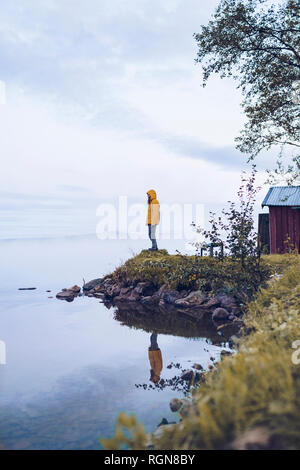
top-left (146, 189), bottom-right (160, 225)
top-left (147, 189), bottom-right (157, 202)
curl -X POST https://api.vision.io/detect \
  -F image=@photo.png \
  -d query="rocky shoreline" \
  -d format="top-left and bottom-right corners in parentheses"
top-left (56, 275), bottom-right (244, 326)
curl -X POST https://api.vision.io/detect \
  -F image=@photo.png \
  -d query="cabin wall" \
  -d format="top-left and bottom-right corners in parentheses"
top-left (269, 206), bottom-right (300, 254)
top-left (258, 213), bottom-right (270, 253)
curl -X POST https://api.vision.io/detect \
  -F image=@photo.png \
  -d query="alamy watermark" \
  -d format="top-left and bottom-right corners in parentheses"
top-left (96, 197), bottom-right (204, 244)
top-left (0, 340), bottom-right (6, 365)
top-left (291, 340), bottom-right (300, 365)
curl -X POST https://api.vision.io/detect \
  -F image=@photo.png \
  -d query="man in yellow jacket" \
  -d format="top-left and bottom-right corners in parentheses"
top-left (146, 189), bottom-right (160, 251)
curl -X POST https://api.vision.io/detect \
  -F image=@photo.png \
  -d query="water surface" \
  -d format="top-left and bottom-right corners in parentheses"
top-left (0, 236), bottom-right (229, 450)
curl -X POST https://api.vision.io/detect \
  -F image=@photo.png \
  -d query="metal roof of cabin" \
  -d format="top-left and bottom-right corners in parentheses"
top-left (262, 186), bottom-right (300, 207)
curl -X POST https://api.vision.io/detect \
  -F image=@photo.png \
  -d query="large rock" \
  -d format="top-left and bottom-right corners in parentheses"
top-left (162, 290), bottom-right (183, 304)
top-left (121, 282), bottom-right (155, 302)
top-left (127, 291), bottom-right (141, 302)
top-left (114, 287), bottom-right (133, 302)
top-left (144, 284), bottom-right (170, 305)
top-left (175, 291), bottom-right (207, 308)
top-left (106, 284), bottom-right (121, 297)
top-left (157, 284), bottom-right (170, 298)
top-left (202, 297), bottom-right (221, 309)
top-left (216, 294), bottom-right (240, 313)
top-left (212, 307), bottom-right (230, 321)
top-left (83, 278), bottom-right (104, 291)
top-left (70, 285), bottom-right (81, 293)
top-left (134, 281), bottom-right (155, 296)
top-left (56, 284), bottom-right (81, 302)
top-left (120, 287), bottom-right (131, 296)
top-left (56, 290), bottom-right (76, 302)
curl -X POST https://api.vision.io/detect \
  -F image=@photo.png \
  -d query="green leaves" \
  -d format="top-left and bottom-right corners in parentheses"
top-left (195, 0), bottom-right (300, 180)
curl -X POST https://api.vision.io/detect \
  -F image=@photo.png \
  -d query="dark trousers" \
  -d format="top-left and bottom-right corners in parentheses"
top-left (148, 224), bottom-right (158, 250)
top-left (149, 333), bottom-right (159, 350)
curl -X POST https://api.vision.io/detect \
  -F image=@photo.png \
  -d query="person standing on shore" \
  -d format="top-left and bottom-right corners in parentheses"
top-left (146, 189), bottom-right (160, 251)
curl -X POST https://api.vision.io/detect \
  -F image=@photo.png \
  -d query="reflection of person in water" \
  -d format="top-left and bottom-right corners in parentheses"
top-left (148, 333), bottom-right (163, 384)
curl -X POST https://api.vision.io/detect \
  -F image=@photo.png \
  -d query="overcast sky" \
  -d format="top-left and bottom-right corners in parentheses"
top-left (0, 0), bottom-right (276, 235)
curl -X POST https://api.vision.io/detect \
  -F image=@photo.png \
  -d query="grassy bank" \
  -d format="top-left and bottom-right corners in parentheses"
top-left (101, 254), bottom-right (300, 450)
top-left (112, 250), bottom-right (288, 303)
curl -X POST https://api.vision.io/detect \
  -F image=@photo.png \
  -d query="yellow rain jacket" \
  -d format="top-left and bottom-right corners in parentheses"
top-left (147, 189), bottom-right (160, 225)
top-left (148, 349), bottom-right (163, 384)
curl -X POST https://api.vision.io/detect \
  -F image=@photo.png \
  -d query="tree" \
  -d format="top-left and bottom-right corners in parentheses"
top-left (192, 166), bottom-right (271, 300)
top-left (194, 166), bottom-right (261, 266)
top-left (194, 0), bottom-right (300, 181)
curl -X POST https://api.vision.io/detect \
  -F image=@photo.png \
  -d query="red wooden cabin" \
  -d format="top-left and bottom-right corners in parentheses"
top-left (262, 186), bottom-right (300, 254)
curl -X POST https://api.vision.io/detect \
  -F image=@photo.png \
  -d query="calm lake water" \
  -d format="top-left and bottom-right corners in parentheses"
top-left (0, 235), bottom-right (230, 450)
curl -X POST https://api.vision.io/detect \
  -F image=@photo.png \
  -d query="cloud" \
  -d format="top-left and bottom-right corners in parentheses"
top-left (0, 0), bottom-right (277, 237)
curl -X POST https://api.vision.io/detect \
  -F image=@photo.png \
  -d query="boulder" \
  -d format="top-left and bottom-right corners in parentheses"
top-left (125, 282), bottom-right (154, 301)
top-left (216, 293), bottom-right (239, 312)
top-left (212, 307), bottom-right (231, 321)
top-left (83, 278), bottom-right (104, 291)
top-left (56, 290), bottom-right (77, 302)
top-left (106, 284), bottom-right (121, 297)
top-left (143, 284), bottom-right (170, 305)
top-left (70, 285), bottom-right (81, 293)
top-left (120, 287), bottom-right (131, 296)
top-left (114, 287), bottom-right (133, 302)
top-left (163, 290), bottom-right (183, 304)
top-left (175, 291), bottom-right (207, 308)
top-left (134, 281), bottom-right (155, 296)
top-left (157, 284), bottom-right (170, 298)
top-left (127, 292), bottom-right (141, 302)
top-left (94, 285), bottom-right (107, 293)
